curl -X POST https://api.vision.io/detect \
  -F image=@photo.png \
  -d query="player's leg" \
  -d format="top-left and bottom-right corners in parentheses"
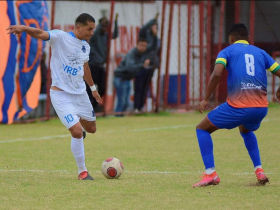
top-left (50, 90), bottom-right (93, 180)
top-left (239, 125), bottom-right (262, 170)
top-left (78, 92), bottom-right (97, 135)
top-left (193, 117), bottom-right (220, 188)
top-left (68, 122), bottom-right (93, 180)
top-left (80, 119), bottom-right (96, 134)
top-left (239, 107), bottom-right (269, 185)
top-left (193, 102), bottom-right (245, 187)
top-left (74, 92), bottom-right (97, 180)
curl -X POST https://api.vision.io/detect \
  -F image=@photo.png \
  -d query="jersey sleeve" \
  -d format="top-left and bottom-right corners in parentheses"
top-left (215, 49), bottom-right (228, 67)
top-left (264, 52), bottom-right (280, 73)
top-left (46, 29), bottom-right (63, 46)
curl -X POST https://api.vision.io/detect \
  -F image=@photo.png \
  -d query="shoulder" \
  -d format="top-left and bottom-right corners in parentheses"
top-left (49, 29), bottom-right (68, 39)
top-left (219, 44), bottom-right (241, 55)
top-left (250, 45), bottom-right (265, 53)
top-left (217, 46), bottom-right (230, 57)
top-left (246, 45), bottom-right (268, 57)
top-left (49, 29), bottom-right (65, 34)
top-left (47, 30), bottom-right (67, 42)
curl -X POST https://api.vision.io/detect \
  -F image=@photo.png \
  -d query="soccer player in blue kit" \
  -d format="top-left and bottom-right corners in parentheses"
top-left (193, 23), bottom-right (280, 188)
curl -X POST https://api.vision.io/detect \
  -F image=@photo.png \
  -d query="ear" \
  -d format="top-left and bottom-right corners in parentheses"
top-left (228, 35), bottom-right (235, 44)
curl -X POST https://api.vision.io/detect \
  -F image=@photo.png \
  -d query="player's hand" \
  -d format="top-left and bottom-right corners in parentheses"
top-left (92, 91), bottom-right (102, 104)
top-left (115, 13), bottom-right (119, 20)
top-left (6, 25), bottom-right (25, 35)
top-left (276, 86), bottom-right (280, 101)
top-left (198, 99), bottom-right (209, 114)
top-left (155, 12), bottom-right (159, 20)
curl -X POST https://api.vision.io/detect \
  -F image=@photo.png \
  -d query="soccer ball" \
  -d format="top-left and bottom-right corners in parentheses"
top-left (101, 157), bottom-right (124, 179)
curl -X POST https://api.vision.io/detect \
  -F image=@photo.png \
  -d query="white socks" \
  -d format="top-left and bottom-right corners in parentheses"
top-left (205, 166), bottom-right (262, 175)
top-left (254, 165), bottom-right (262, 171)
top-left (71, 136), bottom-right (87, 174)
top-left (204, 166), bottom-right (262, 175)
top-left (205, 167), bottom-right (216, 174)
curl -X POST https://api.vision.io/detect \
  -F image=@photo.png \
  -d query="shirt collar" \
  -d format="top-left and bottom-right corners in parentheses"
top-left (68, 31), bottom-right (86, 42)
top-left (234, 40), bottom-right (249, 45)
top-left (69, 31), bottom-right (76, 38)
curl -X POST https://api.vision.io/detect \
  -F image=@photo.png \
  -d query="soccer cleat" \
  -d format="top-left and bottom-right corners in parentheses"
top-left (193, 171), bottom-right (220, 188)
top-left (255, 168), bottom-right (269, 185)
top-left (83, 131), bottom-right (86, 139)
top-left (78, 171), bottom-right (94, 180)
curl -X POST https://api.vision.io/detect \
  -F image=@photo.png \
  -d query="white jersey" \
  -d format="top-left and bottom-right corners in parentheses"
top-left (47, 30), bottom-right (90, 94)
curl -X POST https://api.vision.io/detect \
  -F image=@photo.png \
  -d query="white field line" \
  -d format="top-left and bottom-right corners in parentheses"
top-left (0, 124), bottom-right (196, 143)
top-left (0, 117), bottom-right (278, 143)
top-left (0, 134), bottom-right (70, 143)
top-left (0, 169), bottom-right (274, 175)
top-left (106, 124), bottom-right (196, 133)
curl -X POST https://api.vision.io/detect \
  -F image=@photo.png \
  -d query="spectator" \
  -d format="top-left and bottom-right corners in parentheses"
top-left (134, 13), bottom-right (160, 113)
top-left (87, 13), bottom-right (119, 111)
top-left (114, 38), bottom-right (156, 116)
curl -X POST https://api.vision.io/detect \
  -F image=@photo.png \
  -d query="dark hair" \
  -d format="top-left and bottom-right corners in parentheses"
top-left (75, 13), bottom-right (95, 26)
top-left (137, 37), bottom-right (148, 43)
top-left (228, 23), bottom-right (248, 39)
top-left (99, 17), bottom-right (108, 24)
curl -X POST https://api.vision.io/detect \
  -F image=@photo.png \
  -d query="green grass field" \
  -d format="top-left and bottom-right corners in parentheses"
top-left (1, 105), bottom-right (280, 210)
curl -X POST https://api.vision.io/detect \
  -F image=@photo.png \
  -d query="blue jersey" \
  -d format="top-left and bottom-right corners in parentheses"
top-left (216, 40), bottom-right (280, 108)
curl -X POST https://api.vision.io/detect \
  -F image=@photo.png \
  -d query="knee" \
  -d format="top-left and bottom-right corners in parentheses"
top-left (71, 129), bottom-right (83, 139)
top-left (196, 124), bottom-right (202, 130)
top-left (87, 126), bottom-right (96, 134)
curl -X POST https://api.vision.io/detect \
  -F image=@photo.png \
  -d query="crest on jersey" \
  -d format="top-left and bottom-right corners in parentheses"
top-left (81, 45), bottom-right (86, 53)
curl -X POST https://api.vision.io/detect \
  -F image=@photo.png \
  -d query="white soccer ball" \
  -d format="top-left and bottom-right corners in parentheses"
top-left (101, 157), bottom-right (124, 179)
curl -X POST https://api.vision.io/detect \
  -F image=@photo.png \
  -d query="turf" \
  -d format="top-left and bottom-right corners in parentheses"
top-left (1, 105), bottom-right (280, 210)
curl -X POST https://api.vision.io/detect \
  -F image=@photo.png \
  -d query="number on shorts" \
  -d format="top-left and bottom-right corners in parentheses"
top-left (64, 114), bottom-right (74, 124)
top-left (244, 54), bottom-right (255, 76)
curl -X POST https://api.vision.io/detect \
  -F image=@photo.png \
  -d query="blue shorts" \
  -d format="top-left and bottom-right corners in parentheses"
top-left (207, 102), bottom-right (268, 131)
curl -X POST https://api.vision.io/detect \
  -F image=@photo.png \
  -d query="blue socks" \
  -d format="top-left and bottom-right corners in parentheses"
top-left (196, 129), bottom-right (261, 170)
top-left (196, 129), bottom-right (215, 169)
top-left (240, 131), bottom-right (261, 167)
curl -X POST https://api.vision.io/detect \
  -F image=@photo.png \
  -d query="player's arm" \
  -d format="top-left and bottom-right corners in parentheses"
top-left (273, 69), bottom-right (280, 101)
top-left (265, 52), bottom-right (280, 101)
top-left (6, 25), bottom-right (49, 40)
top-left (198, 63), bottom-right (225, 113)
top-left (83, 62), bottom-right (102, 103)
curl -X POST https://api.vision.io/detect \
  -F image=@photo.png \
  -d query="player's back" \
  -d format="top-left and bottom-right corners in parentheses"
top-left (216, 40), bottom-right (279, 108)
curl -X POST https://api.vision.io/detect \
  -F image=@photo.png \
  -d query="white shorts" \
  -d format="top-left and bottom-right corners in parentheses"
top-left (50, 89), bottom-right (96, 129)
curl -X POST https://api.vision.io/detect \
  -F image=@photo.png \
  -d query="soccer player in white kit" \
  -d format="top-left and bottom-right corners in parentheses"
top-left (7, 13), bottom-right (102, 180)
